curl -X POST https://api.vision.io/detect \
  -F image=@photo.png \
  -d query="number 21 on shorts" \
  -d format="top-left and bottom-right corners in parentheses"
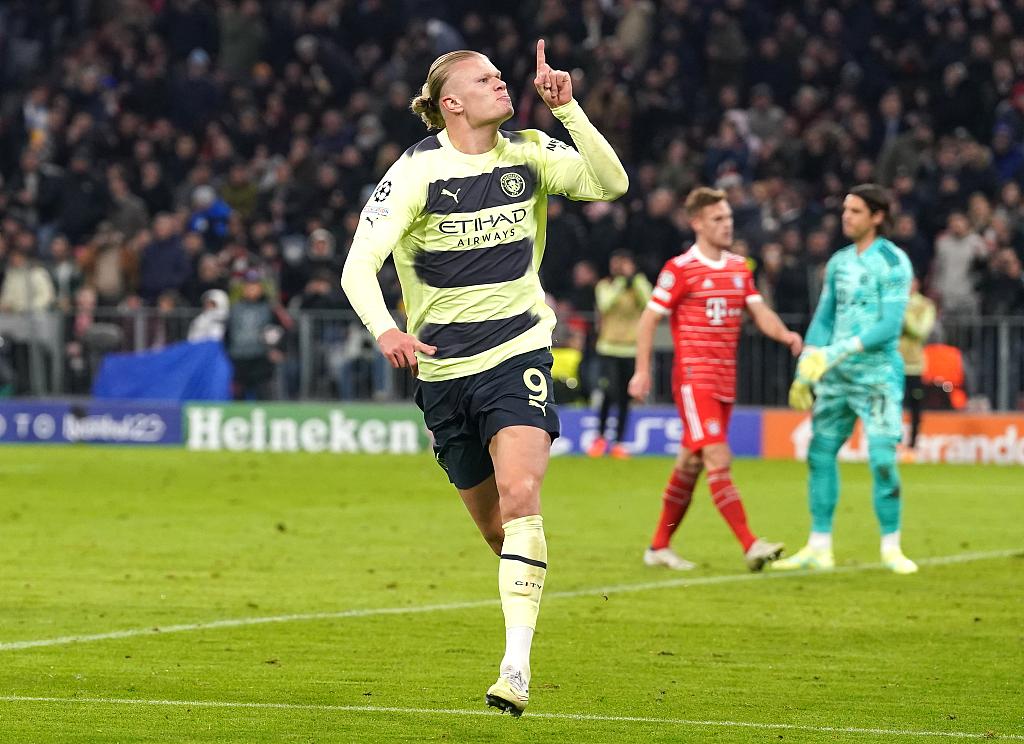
top-left (524, 368), bottom-right (549, 415)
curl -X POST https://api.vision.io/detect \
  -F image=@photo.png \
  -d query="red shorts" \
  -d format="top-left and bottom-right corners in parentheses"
top-left (672, 383), bottom-right (733, 452)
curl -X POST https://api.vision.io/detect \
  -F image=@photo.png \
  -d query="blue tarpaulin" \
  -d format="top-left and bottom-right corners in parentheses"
top-left (92, 341), bottom-right (233, 401)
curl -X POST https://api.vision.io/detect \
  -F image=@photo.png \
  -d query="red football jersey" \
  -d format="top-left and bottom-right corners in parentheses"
top-left (647, 246), bottom-right (761, 402)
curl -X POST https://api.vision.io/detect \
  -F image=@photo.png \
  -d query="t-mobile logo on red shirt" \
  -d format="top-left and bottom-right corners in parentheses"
top-left (705, 297), bottom-right (727, 325)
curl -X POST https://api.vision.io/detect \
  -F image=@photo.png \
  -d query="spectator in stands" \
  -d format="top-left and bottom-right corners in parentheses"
top-left (218, 0), bottom-right (268, 81)
top-left (892, 214), bottom-right (932, 282)
top-left (148, 289), bottom-right (187, 349)
top-left (540, 196), bottom-right (587, 301)
top-left (65, 286), bottom-right (103, 395)
top-left (226, 268), bottom-right (283, 400)
top-left (978, 248), bottom-right (1024, 316)
top-left (6, 149), bottom-right (59, 244)
top-left (746, 84), bottom-right (785, 144)
top-left (46, 235), bottom-right (83, 311)
top-left (56, 151), bottom-right (108, 245)
top-left (0, 247), bottom-right (56, 312)
top-left (220, 161), bottom-right (259, 220)
top-left (933, 211), bottom-right (990, 317)
top-left (580, 201), bottom-right (624, 277)
top-left (171, 49), bottom-right (222, 132)
top-left (188, 288), bottom-right (230, 342)
top-left (139, 214), bottom-right (192, 305)
top-left (629, 188), bottom-right (680, 280)
top-left (107, 168), bottom-right (149, 241)
top-left (189, 185), bottom-right (233, 252)
top-left (183, 254), bottom-right (228, 308)
top-left (80, 226), bottom-right (138, 307)
top-left (138, 161), bottom-right (175, 217)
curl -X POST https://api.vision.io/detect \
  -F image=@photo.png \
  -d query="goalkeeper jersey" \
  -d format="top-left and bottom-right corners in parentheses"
top-left (809, 237), bottom-right (913, 385)
top-left (342, 99), bottom-right (628, 381)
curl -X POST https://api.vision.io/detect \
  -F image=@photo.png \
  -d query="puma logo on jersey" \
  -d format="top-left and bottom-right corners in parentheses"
top-left (363, 215), bottom-right (375, 227)
top-left (529, 400), bottom-right (548, 415)
top-left (441, 188), bottom-right (461, 203)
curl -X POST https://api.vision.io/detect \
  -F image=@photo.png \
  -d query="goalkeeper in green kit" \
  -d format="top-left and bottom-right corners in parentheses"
top-left (775, 184), bottom-right (918, 574)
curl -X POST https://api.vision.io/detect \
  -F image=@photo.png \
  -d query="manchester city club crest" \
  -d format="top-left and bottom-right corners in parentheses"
top-left (500, 172), bottom-right (526, 197)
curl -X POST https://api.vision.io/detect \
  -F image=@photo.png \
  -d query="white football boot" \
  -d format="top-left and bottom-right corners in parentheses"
top-left (643, 547), bottom-right (696, 570)
top-left (744, 538), bottom-right (786, 571)
top-left (486, 669), bottom-right (529, 716)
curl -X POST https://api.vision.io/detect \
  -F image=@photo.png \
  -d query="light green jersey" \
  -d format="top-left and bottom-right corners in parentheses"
top-left (342, 99), bottom-right (627, 381)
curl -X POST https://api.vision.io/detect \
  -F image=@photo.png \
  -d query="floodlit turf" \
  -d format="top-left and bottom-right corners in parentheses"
top-left (0, 445), bottom-right (1021, 743)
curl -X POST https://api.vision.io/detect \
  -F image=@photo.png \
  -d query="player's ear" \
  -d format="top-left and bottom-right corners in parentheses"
top-left (441, 93), bottom-right (462, 115)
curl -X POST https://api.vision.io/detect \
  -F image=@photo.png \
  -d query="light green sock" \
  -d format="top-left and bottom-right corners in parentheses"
top-left (498, 515), bottom-right (546, 630)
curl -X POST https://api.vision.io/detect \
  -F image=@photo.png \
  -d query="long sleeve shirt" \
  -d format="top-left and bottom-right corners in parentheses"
top-left (341, 99), bottom-right (628, 381)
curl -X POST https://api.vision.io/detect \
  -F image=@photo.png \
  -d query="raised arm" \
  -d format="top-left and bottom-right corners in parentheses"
top-left (535, 40), bottom-right (628, 201)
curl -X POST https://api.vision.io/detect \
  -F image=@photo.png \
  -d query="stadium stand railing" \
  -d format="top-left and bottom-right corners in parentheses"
top-left (0, 309), bottom-right (1022, 411)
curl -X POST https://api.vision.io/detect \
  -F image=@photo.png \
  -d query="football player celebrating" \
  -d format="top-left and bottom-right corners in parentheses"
top-left (629, 187), bottom-right (802, 571)
top-left (342, 41), bottom-right (627, 715)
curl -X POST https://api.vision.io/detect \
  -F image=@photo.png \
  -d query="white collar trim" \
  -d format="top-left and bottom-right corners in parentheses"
top-left (689, 245), bottom-right (729, 270)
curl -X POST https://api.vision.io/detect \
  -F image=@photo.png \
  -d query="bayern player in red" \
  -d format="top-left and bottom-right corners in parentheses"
top-left (628, 187), bottom-right (803, 571)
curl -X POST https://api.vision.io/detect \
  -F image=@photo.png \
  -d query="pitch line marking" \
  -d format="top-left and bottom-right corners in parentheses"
top-left (0, 696), bottom-right (1020, 740)
top-left (1, 549), bottom-right (1018, 653)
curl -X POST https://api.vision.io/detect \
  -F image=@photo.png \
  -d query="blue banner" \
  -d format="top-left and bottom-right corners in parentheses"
top-left (554, 406), bottom-right (763, 457)
top-left (0, 401), bottom-right (182, 444)
top-left (92, 340), bottom-right (232, 401)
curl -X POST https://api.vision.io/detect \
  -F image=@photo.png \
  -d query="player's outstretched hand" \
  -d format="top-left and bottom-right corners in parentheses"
top-left (377, 328), bottom-right (436, 378)
top-left (627, 370), bottom-right (651, 403)
top-left (535, 39), bottom-right (572, 108)
top-left (783, 330), bottom-right (803, 357)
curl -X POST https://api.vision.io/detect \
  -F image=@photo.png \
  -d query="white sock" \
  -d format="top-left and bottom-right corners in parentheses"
top-left (500, 626), bottom-right (534, 682)
top-left (808, 532), bottom-right (833, 551)
top-left (881, 531), bottom-right (901, 553)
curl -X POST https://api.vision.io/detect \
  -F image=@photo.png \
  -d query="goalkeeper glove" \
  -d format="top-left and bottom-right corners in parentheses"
top-left (789, 339), bottom-right (862, 411)
top-left (794, 338), bottom-right (863, 385)
top-left (788, 377), bottom-right (814, 411)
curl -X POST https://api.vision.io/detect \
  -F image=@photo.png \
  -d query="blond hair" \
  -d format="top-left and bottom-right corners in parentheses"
top-left (409, 50), bottom-right (485, 130)
top-left (684, 187), bottom-right (727, 218)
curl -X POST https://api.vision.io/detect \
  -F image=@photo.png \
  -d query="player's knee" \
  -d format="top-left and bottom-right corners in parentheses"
top-left (702, 444), bottom-right (731, 472)
top-left (681, 452), bottom-right (703, 476)
top-left (808, 436), bottom-right (841, 470)
top-left (496, 473), bottom-right (542, 518)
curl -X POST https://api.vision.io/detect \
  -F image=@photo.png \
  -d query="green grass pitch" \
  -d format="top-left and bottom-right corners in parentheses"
top-left (0, 446), bottom-right (1021, 742)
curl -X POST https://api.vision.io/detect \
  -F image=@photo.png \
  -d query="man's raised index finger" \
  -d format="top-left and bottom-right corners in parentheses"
top-left (537, 39), bottom-right (546, 70)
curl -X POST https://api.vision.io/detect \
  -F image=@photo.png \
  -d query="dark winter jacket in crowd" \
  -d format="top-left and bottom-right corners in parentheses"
top-left (138, 236), bottom-right (192, 303)
top-left (57, 172), bottom-right (108, 244)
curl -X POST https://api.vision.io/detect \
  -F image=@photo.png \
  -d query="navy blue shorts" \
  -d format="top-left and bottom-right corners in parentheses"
top-left (414, 348), bottom-right (560, 490)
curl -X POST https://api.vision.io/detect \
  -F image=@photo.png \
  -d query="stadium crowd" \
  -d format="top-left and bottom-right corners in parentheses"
top-left (1, 0), bottom-right (1024, 398)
